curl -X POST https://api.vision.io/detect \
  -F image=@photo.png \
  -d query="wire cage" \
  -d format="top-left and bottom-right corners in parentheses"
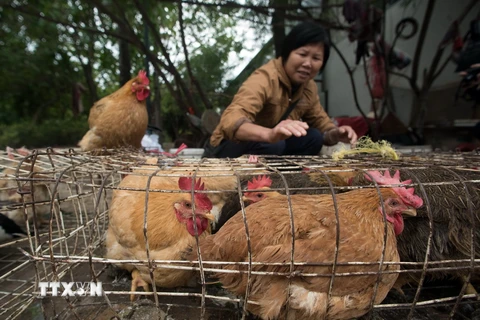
top-left (0, 148), bottom-right (479, 320)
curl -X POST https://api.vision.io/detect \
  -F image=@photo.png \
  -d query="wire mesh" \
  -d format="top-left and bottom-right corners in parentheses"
top-left (0, 148), bottom-right (478, 320)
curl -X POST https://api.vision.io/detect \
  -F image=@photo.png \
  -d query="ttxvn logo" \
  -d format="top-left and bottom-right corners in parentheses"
top-left (38, 282), bottom-right (103, 297)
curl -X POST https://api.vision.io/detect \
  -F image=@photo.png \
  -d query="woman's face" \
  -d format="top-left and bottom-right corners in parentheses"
top-left (284, 43), bottom-right (324, 86)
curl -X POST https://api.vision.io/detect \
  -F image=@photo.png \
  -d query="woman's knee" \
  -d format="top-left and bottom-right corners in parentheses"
top-left (308, 128), bottom-right (323, 140)
top-left (251, 141), bottom-right (285, 155)
top-left (269, 141), bottom-right (286, 155)
top-left (283, 129), bottom-right (323, 155)
top-left (307, 128), bottom-right (324, 149)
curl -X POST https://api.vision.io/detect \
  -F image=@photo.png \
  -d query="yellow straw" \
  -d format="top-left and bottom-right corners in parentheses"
top-left (331, 136), bottom-right (400, 160)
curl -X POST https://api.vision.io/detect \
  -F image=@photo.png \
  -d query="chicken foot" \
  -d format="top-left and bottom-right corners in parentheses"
top-left (130, 269), bottom-right (150, 301)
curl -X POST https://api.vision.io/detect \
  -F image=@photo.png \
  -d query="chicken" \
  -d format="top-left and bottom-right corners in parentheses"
top-left (105, 169), bottom-right (215, 301)
top-left (393, 168), bottom-right (480, 294)
top-left (78, 70), bottom-right (150, 151)
top-left (193, 170), bottom-right (423, 320)
top-left (0, 147), bottom-right (50, 228)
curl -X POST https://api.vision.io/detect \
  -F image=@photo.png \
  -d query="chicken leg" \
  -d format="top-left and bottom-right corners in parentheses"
top-left (130, 269), bottom-right (150, 301)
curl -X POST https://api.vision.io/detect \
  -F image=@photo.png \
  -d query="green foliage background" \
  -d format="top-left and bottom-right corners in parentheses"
top-left (0, 0), bottom-right (273, 148)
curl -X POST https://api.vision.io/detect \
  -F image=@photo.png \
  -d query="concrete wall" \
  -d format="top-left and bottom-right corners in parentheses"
top-left (322, 0), bottom-right (479, 126)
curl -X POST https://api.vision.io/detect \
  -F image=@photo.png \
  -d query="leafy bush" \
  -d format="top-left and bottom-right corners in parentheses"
top-left (0, 117), bottom-right (89, 149)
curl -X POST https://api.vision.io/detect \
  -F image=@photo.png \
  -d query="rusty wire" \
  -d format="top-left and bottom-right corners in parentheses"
top-left (0, 148), bottom-right (479, 319)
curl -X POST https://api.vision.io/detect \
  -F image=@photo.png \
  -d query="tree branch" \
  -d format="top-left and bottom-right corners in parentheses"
top-left (331, 42), bottom-right (368, 120)
top-left (389, 70), bottom-right (413, 82)
top-left (88, 0), bottom-right (190, 112)
top-left (133, 0), bottom-right (198, 113)
top-left (362, 54), bottom-right (381, 138)
top-left (425, 0), bottom-right (479, 87)
top-left (410, 0), bottom-right (435, 94)
top-left (153, 0), bottom-right (351, 31)
top-left (5, 3), bottom-right (135, 43)
top-left (431, 54), bottom-right (452, 82)
top-left (178, 0), bottom-right (213, 111)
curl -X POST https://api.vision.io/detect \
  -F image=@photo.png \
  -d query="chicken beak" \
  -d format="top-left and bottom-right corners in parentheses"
top-left (242, 196), bottom-right (252, 204)
top-left (145, 85), bottom-right (150, 90)
top-left (203, 212), bottom-right (215, 221)
top-left (401, 207), bottom-right (417, 217)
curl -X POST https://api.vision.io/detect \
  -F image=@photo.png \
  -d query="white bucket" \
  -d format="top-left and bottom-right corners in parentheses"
top-left (168, 148), bottom-right (204, 158)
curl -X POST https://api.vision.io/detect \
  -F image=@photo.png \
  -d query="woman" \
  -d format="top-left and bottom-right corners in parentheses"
top-left (203, 21), bottom-right (357, 158)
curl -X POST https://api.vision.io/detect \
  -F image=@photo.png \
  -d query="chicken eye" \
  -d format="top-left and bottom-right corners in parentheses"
top-left (184, 201), bottom-right (192, 208)
top-left (256, 193), bottom-right (263, 199)
top-left (390, 200), bottom-right (399, 206)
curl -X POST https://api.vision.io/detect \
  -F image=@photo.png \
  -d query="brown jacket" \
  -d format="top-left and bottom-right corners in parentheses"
top-left (210, 57), bottom-right (336, 147)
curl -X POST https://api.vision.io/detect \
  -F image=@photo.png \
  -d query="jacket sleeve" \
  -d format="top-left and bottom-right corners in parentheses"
top-left (216, 69), bottom-right (272, 141)
top-left (301, 83), bottom-right (336, 133)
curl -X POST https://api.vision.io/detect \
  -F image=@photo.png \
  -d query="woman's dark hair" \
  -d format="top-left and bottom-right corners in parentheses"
top-left (280, 21), bottom-right (330, 72)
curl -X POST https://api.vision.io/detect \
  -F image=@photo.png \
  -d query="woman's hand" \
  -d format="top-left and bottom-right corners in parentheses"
top-left (459, 63), bottom-right (480, 90)
top-left (324, 126), bottom-right (358, 146)
top-left (268, 120), bottom-right (309, 143)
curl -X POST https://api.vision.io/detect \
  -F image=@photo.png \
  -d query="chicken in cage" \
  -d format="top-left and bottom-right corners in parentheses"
top-left (0, 148), bottom-right (479, 320)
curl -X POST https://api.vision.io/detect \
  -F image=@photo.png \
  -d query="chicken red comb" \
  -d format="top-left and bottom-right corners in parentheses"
top-left (248, 155), bottom-right (258, 163)
top-left (6, 146), bottom-right (31, 159)
top-left (137, 70), bottom-right (150, 85)
top-left (6, 147), bottom-right (14, 160)
top-left (247, 175), bottom-right (272, 190)
top-left (178, 176), bottom-right (205, 191)
top-left (178, 177), bottom-right (212, 210)
top-left (364, 170), bottom-right (423, 208)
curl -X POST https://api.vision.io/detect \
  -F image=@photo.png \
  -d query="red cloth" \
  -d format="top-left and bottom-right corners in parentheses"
top-left (334, 116), bottom-right (372, 137)
top-left (367, 55), bottom-right (386, 99)
top-left (455, 142), bottom-right (478, 152)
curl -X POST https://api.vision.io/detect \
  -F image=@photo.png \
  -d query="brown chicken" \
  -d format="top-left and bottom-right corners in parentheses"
top-left (78, 70), bottom-right (150, 151)
top-left (105, 172), bottom-right (214, 301)
top-left (194, 170), bottom-right (423, 320)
